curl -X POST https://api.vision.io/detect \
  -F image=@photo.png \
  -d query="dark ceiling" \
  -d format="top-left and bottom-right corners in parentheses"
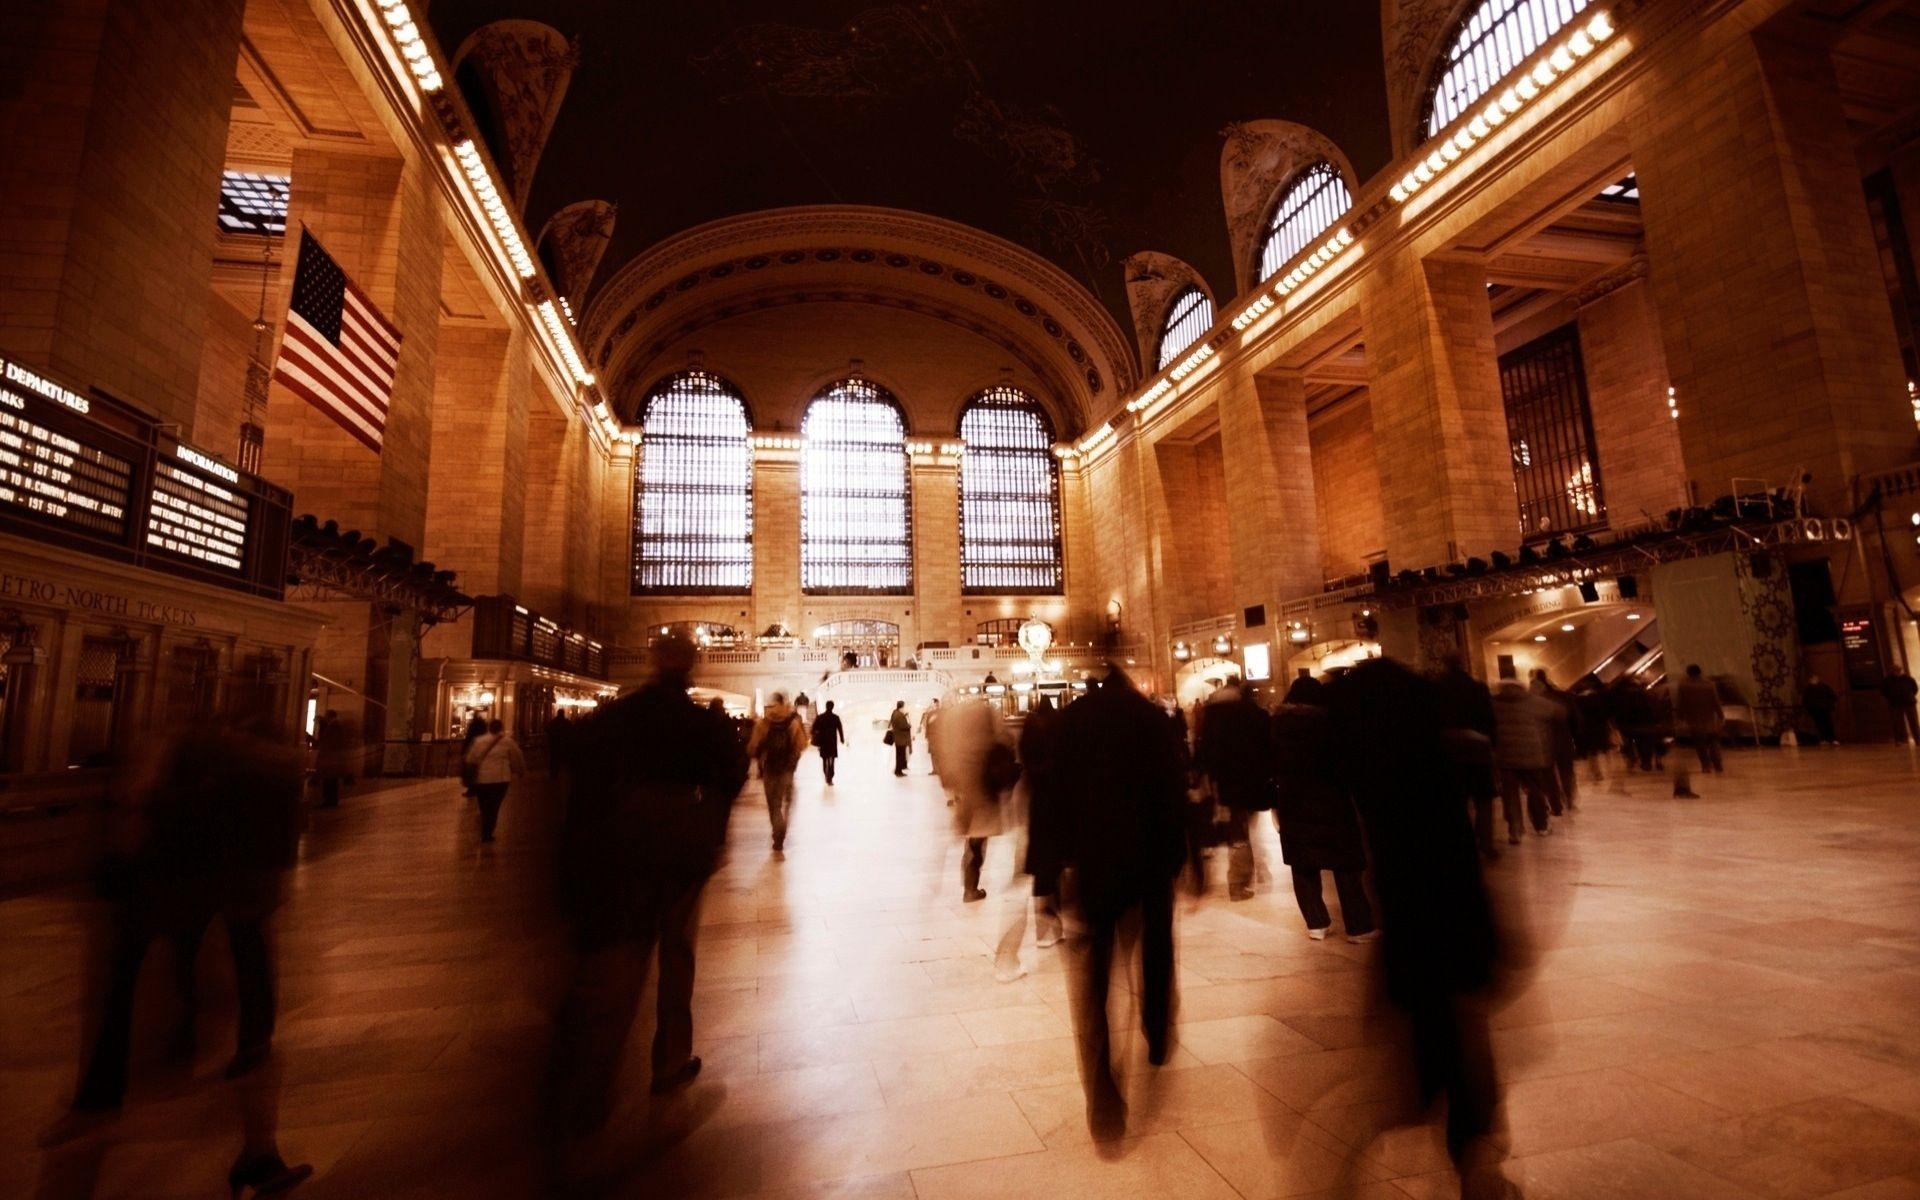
top-left (427, 1), bottom-right (1393, 330)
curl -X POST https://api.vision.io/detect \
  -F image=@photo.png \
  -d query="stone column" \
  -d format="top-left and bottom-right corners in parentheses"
top-left (1632, 28), bottom-right (1914, 518)
top-left (520, 401), bottom-right (581, 619)
top-left (752, 444), bottom-right (802, 636)
top-left (1218, 371), bottom-right (1324, 624)
top-left (1576, 276), bottom-right (1686, 527)
top-left (910, 450), bottom-right (962, 647)
top-left (1360, 249), bottom-right (1517, 571)
top-left (422, 324), bottom-right (531, 599)
top-left (0, 0), bottom-right (245, 428)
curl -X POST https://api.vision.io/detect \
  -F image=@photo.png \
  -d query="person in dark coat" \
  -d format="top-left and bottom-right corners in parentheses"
top-left (1801, 675), bottom-right (1839, 745)
top-left (314, 709), bottom-right (352, 807)
top-left (1325, 658), bottom-right (1508, 1197)
top-left (1056, 664), bottom-right (1187, 1140)
top-left (1434, 657), bottom-right (1498, 855)
top-left (1608, 675), bottom-right (1660, 769)
top-left (1196, 679), bottom-right (1275, 899)
top-left (1272, 700), bottom-right (1375, 940)
top-left (810, 699), bottom-right (846, 784)
top-left (1674, 665), bottom-right (1725, 776)
top-left (1286, 668), bottom-right (1328, 706)
top-left (1529, 670), bottom-right (1582, 813)
top-left (547, 634), bottom-right (747, 1141)
top-left (459, 710), bottom-right (487, 797)
top-left (1572, 675), bottom-right (1614, 784)
top-left (545, 709), bottom-right (573, 779)
top-left (1881, 666), bottom-right (1919, 744)
top-left (1019, 696), bottom-right (1067, 948)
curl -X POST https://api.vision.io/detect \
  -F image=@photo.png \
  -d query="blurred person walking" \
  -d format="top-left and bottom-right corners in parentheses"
top-left (1327, 659), bottom-right (1510, 1199)
top-left (1434, 657), bottom-right (1499, 858)
top-left (545, 709), bottom-right (574, 780)
top-left (459, 709), bottom-right (487, 798)
top-left (934, 698), bottom-right (1015, 904)
top-left (1492, 679), bottom-right (1559, 841)
top-left (1272, 694), bottom-right (1375, 941)
top-left (1882, 666), bottom-right (1919, 743)
top-left (1528, 670), bottom-right (1582, 813)
top-left (1802, 674), bottom-right (1840, 745)
top-left (810, 699), bottom-right (846, 785)
top-left (920, 698), bottom-right (942, 775)
top-left (886, 700), bottom-right (912, 776)
top-left (49, 717), bottom-right (313, 1196)
top-left (1573, 676), bottom-right (1614, 785)
top-left (314, 709), bottom-right (351, 808)
top-left (1019, 696), bottom-right (1068, 948)
top-left (1609, 675), bottom-right (1660, 769)
top-left (547, 634), bottom-right (746, 1145)
top-left (1675, 665), bottom-right (1725, 779)
top-left (1056, 664), bottom-right (1187, 1140)
top-left (1195, 678), bottom-right (1275, 900)
top-left (748, 692), bottom-right (805, 852)
top-left (464, 719), bottom-right (525, 844)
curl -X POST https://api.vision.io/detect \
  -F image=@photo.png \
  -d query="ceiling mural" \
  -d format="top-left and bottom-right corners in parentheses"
top-left (536, 199), bottom-right (617, 311)
top-left (1217, 120), bottom-right (1359, 296)
top-left (451, 20), bottom-right (579, 213)
top-left (426, 1), bottom-right (1392, 335)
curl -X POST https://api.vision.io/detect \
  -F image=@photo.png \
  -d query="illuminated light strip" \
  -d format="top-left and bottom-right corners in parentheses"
top-left (749, 433), bottom-right (805, 450)
top-left (374, 0), bottom-right (443, 93)
top-left (453, 139), bottom-right (536, 279)
top-left (1389, 11), bottom-right (1613, 205)
top-left (906, 440), bottom-right (964, 457)
top-left (1231, 295), bottom-right (1275, 331)
top-left (1126, 379), bottom-right (1173, 414)
top-left (1076, 422), bottom-right (1117, 456)
top-left (1168, 342), bottom-right (1214, 382)
top-left (1273, 227), bottom-right (1355, 298)
top-left (536, 300), bottom-right (595, 386)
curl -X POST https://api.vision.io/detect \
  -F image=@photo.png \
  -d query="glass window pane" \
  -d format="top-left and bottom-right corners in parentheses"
top-left (1427, 0), bottom-right (1588, 136)
top-left (631, 370), bottom-right (754, 594)
top-left (1257, 161), bottom-right (1354, 284)
top-left (1156, 287), bottom-right (1214, 369)
top-left (802, 379), bottom-right (912, 593)
top-left (960, 386), bottom-right (1062, 593)
top-left (1500, 324), bottom-right (1606, 538)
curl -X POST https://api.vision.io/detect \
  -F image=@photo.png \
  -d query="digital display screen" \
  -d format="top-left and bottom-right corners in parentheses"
top-left (0, 377), bottom-right (134, 541)
top-left (146, 456), bottom-right (250, 572)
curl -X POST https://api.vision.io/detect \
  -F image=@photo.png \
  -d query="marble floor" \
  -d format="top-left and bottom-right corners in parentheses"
top-left (3, 741), bottom-right (1919, 1199)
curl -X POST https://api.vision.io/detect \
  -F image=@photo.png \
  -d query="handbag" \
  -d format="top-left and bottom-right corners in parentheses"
top-left (883, 729), bottom-right (896, 746)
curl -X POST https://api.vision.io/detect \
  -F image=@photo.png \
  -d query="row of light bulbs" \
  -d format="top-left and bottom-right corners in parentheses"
top-left (452, 139), bottom-right (536, 281)
top-left (537, 300), bottom-right (595, 386)
top-left (375, 0), bottom-right (442, 93)
top-left (905, 440), bottom-right (965, 458)
top-left (1391, 10), bottom-right (1615, 206)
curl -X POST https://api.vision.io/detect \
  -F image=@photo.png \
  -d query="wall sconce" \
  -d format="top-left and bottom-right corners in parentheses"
top-left (1211, 632), bottom-right (1235, 656)
top-left (1287, 620), bottom-right (1311, 644)
top-left (1172, 640), bottom-right (1192, 662)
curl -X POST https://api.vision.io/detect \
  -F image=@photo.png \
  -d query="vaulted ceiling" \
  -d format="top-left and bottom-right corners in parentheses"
top-left (424, 0), bottom-right (1393, 342)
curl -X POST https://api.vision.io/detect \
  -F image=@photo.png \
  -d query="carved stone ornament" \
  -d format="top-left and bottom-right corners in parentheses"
top-left (1121, 252), bottom-right (1211, 370)
top-left (1218, 120), bottom-right (1358, 295)
top-left (453, 20), bottom-right (581, 213)
top-left (538, 200), bottom-right (618, 310)
top-left (1382, 0), bottom-right (1465, 154)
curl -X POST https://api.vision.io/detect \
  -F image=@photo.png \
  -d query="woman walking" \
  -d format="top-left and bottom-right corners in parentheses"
top-left (465, 719), bottom-right (525, 843)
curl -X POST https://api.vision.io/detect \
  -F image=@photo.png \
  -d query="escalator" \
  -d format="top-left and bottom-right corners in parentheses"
top-left (1573, 617), bottom-right (1664, 692)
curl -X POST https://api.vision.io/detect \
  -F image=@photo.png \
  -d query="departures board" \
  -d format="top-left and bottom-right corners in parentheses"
top-left (0, 354), bottom-right (291, 599)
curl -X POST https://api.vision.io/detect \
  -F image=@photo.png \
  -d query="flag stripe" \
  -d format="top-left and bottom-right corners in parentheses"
top-left (271, 230), bottom-right (399, 453)
top-left (275, 344), bottom-right (386, 437)
top-left (275, 369), bottom-right (382, 451)
top-left (282, 315), bottom-right (390, 427)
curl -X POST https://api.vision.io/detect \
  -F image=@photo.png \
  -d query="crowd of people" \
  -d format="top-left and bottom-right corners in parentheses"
top-left (52, 636), bottom-right (1909, 1200)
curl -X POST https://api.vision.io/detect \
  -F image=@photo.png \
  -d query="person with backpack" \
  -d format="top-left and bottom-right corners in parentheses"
top-left (810, 699), bottom-right (846, 784)
top-left (749, 692), bottom-right (806, 852)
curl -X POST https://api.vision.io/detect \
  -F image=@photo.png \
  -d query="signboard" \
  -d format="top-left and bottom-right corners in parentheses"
top-left (0, 353), bottom-right (289, 599)
top-left (1242, 640), bottom-right (1272, 682)
top-left (0, 362), bottom-right (136, 542)
top-left (1838, 607), bottom-right (1885, 692)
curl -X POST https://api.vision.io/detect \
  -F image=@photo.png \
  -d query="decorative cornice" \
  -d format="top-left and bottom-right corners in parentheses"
top-left (1569, 253), bottom-right (1649, 309)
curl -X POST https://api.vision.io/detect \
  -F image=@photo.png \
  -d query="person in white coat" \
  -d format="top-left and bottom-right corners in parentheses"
top-left (465, 719), bottom-right (525, 843)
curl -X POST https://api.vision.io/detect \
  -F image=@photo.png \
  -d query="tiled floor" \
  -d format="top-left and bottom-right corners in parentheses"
top-left (3, 743), bottom-right (1919, 1198)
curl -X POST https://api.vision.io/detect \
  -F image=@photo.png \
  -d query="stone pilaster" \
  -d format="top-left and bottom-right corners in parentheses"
top-left (1219, 371), bottom-right (1324, 623)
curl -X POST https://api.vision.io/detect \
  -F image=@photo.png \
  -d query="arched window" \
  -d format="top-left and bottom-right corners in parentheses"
top-left (1426, 0), bottom-right (1591, 136)
top-left (801, 379), bottom-right (912, 593)
top-left (1156, 286), bottom-right (1213, 370)
top-left (1257, 161), bottom-right (1353, 283)
top-left (960, 386), bottom-right (1062, 593)
top-left (631, 371), bottom-right (753, 594)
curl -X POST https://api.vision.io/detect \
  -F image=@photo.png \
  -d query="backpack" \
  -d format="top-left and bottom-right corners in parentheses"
top-left (760, 715), bottom-right (801, 775)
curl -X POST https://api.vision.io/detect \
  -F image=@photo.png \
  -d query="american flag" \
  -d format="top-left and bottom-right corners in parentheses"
top-left (273, 229), bottom-right (400, 452)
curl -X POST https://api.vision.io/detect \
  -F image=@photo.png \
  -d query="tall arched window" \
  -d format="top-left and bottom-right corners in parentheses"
top-left (1426, 0), bottom-right (1591, 136)
top-left (1257, 161), bottom-right (1353, 283)
top-left (631, 370), bottom-right (754, 593)
top-left (960, 386), bottom-right (1062, 593)
top-left (802, 379), bottom-right (912, 593)
top-left (1156, 286), bottom-right (1213, 369)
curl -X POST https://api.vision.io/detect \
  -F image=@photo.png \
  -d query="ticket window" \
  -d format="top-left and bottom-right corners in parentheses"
top-left (69, 637), bottom-right (127, 767)
top-left (160, 644), bottom-right (216, 730)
